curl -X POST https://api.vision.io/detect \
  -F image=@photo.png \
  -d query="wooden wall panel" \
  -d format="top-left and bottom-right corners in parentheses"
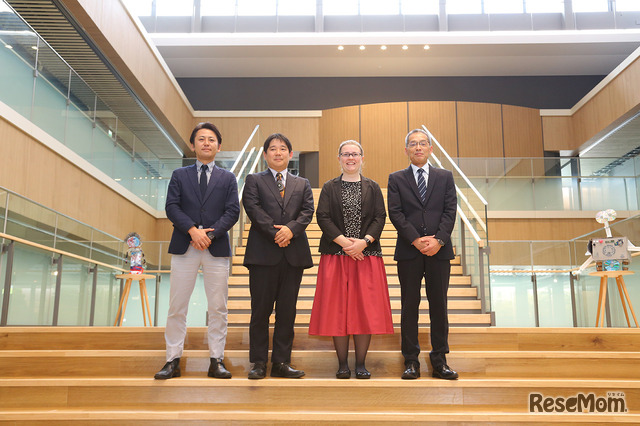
top-left (488, 218), bottom-right (596, 241)
top-left (359, 102), bottom-right (409, 186)
top-left (318, 106), bottom-right (360, 184)
top-left (0, 118), bottom-right (158, 243)
top-left (542, 116), bottom-right (575, 152)
top-left (456, 102), bottom-right (504, 158)
top-left (194, 117), bottom-right (319, 153)
top-left (502, 105), bottom-right (543, 158)
top-left (408, 101), bottom-right (458, 157)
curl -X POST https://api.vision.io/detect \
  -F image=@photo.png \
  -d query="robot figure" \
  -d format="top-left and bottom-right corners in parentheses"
top-left (124, 232), bottom-right (147, 274)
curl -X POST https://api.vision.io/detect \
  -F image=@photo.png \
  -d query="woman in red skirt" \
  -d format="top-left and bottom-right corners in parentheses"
top-left (309, 140), bottom-right (394, 379)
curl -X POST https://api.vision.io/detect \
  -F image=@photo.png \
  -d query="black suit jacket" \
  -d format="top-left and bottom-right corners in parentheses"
top-left (242, 170), bottom-right (314, 268)
top-left (165, 164), bottom-right (240, 257)
top-left (387, 165), bottom-right (457, 261)
top-left (316, 175), bottom-right (386, 254)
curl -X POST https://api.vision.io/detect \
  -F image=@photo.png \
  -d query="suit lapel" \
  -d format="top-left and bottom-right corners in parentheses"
top-left (262, 170), bottom-right (284, 207)
top-left (331, 177), bottom-right (345, 230)
top-left (423, 165), bottom-right (437, 204)
top-left (202, 165), bottom-right (223, 203)
top-left (187, 164), bottom-right (202, 202)
top-left (282, 173), bottom-right (297, 209)
top-left (404, 166), bottom-right (423, 204)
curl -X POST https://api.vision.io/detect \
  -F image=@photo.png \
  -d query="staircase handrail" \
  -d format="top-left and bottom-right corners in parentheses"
top-left (229, 125), bottom-right (260, 175)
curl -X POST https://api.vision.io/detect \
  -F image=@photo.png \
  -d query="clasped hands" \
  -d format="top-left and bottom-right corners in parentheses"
top-left (412, 235), bottom-right (442, 256)
top-left (274, 224), bottom-right (293, 247)
top-left (189, 227), bottom-right (214, 251)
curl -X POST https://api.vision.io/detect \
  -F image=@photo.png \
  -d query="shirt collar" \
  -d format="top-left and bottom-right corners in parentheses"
top-left (269, 168), bottom-right (288, 180)
top-left (196, 160), bottom-right (214, 173)
top-left (410, 163), bottom-right (428, 175)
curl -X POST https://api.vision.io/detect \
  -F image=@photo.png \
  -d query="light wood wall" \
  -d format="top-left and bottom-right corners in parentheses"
top-left (194, 117), bottom-right (320, 153)
top-left (60, 0), bottom-right (193, 149)
top-left (408, 101), bottom-right (458, 156)
top-left (318, 106), bottom-right (360, 184)
top-left (0, 117), bottom-right (158, 243)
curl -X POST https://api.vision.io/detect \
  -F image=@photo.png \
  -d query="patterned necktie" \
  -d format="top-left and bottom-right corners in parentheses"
top-left (200, 164), bottom-right (208, 198)
top-left (276, 172), bottom-right (285, 198)
top-left (417, 168), bottom-right (426, 204)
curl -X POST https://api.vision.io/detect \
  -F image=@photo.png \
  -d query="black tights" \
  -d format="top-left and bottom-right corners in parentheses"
top-left (332, 334), bottom-right (371, 373)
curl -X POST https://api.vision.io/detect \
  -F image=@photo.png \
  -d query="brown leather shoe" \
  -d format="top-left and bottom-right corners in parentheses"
top-left (270, 362), bottom-right (305, 378)
top-left (154, 358), bottom-right (181, 380)
top-left (208, 358), bottom-right (232, 379)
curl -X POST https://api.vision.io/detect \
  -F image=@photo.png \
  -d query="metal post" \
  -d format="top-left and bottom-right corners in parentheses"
top-left (478, 245), bottom-right (486, 314)
top-left (459, 217), bottom-right (466, 276)
top-left (51, 255), bottom-right (63, 326)
top-left (532, 273), bottom-right (540, 327)
top-left (88, 265), bottom-right (98, 326)
top-left (1, 242), bottom-right (15, 326)
top-left (569, 272), bottom-right (578, 327)
top-left (154, 273), bottom-right (161, 327)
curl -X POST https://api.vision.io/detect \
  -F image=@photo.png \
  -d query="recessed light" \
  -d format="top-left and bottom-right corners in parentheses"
top-left (5, 44), bottom-right (13, 49)
top-left (402, 45), bottom-right (408, 50)
top-left (380, 45), bottom-right (387, 51)
top-left (31, 46), bottom-right (38, 50)
top-left (424, 45), bottom-right (430, 50)
top-left (338, 45), bottom-right (344, 51)
top-left (359, 45), bottom-right (366, 51)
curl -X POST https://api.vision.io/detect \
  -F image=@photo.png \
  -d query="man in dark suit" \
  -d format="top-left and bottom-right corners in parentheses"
top-left (242, 133), bottom-right (314, 379)
top-left (155, 122), bottom-right (240, 380)
top-left (387, 128), bottom-right (459, 380)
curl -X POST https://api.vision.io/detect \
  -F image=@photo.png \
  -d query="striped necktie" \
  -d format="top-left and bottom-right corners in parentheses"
top-left (276, 172), bottom-right (285, 198)
top-left (417, 168), bottom-right (426, 203)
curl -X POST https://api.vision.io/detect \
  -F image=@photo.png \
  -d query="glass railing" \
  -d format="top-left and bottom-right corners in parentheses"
top-left (455, 156), bottom-right (639, 212)
top-left (422, 126), bottom-right (492, 315)
top-left (490, 213), bottom-right (640, 327)
top-left (0, 1), bottom-right (180, 211)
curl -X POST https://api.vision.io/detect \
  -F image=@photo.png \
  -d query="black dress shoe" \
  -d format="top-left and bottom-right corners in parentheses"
top-left (248, 362), bottom-right (266, 379)
top-left (401, 362), bottom-right (420, 380)
top-left (208, 358), bottom-right (232, 379)
top-left (271, 362), bottom-right (305, 378)
top-left (432, 364), bottom-right (459, 380)
top-left (336, 368), bottom-right (351, 379)
top-left (355, 367), bottom-right (371, 379)
top-left (154, 358), bottom-right (181, 380)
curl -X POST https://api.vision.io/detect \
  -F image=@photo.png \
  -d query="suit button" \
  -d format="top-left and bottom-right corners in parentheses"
top-left (282, 212), bottom-right (285, 216)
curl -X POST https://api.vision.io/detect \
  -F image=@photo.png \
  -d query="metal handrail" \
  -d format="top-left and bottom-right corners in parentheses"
top-left (229, 125), bottom-right (260, 175)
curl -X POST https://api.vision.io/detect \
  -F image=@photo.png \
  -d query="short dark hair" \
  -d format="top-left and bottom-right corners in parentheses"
top-left (190, 122), bottom-right (222, 146)
top-left (263, 133), bottom-right (292, 152)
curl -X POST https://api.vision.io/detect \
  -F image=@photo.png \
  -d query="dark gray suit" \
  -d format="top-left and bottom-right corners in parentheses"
top-left (388, 164), bottom-right (457, 368)
top-left (242, 170), bottom-right (314, 363)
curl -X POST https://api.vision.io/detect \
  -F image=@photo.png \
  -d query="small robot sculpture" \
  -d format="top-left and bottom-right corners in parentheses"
top-left (575, 209), bottom-right (638, 274)
top-left (124, 232), bottom-right (147, 274)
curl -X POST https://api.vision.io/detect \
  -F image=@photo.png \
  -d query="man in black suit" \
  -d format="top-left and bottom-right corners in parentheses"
top-left (155, 122), bottom-right (240, 380)
top-left (242, 133), bottom-right (314, 379)
top-left (387, 129), bottom-right (458, 380)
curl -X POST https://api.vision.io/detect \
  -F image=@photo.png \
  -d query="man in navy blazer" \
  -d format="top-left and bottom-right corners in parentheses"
top-left (242, 133), bottom-right (314, 379)
top-left (155, 122), bottom-right (240, 380)
top-left (388, 129), bottom-right (459, 380)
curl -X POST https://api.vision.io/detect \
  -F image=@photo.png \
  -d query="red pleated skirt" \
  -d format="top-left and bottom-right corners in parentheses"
top-left (309, 254), bottom-right (394, 336)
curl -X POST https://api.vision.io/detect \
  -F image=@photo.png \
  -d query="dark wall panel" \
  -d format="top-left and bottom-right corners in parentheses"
top-left (178, 76), bottom-right (604, 111)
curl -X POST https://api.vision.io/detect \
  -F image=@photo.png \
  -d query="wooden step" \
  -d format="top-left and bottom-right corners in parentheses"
top-left (225, 313), bottom-right (492, 326)
top-left (231, 255), bottom-right (461, 266)
top-left (228, 274), bottom-right (473, 286)
top-left (228, 286), bottom-right (479, 299)
top-left (4, 327), bottom-right (639, 352)
top-left (242, 230), bottom-right (400, 239)
top-left (3, 349), bottom-right (640, 380)
top-left (225, 299), bottom-right (483, 311)
top-left (1, 377), bottom-right (638, 412)
top-left (244, 222), bottom-right (399, 232)
top-left (231, 264), bottom-right (464, 276)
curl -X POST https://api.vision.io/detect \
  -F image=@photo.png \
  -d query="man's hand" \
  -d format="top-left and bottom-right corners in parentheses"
top-left (412, 236), bottom-right (429, 253)
top-left (274, 225), bottom-right (293, 247)
top-left (421, 235), bottom-right (442, 256)
top-left (343, 237), bottom-right (366, 261)
top-left (189, 227), bottom-right (213, 251)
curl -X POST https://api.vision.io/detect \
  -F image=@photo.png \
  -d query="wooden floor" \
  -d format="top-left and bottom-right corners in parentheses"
top-left (1, 327), bottom-right (639, 424)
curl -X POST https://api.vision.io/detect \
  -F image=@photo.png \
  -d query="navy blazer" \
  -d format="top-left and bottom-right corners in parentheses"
top-left (165, 164), bottom-right (240, 257)
top-left (387, 164), bottom-right (457, 261)
top-left (242, 170), bottom-right (314, 268)
top-left (316, 175), bottom-right (386, 255)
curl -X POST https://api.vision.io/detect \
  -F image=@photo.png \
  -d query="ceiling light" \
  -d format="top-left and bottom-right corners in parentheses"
top-left (424, 45), bottom-right (430, 50)
top-left (31, 46), bottom-right (38, 50)
top-left (402, 45), bottom-right (408, 50)
top-left (359, 45), bottom-right (366, 51)
top-left (338, 45), bottom-right (344, 51)
top-left (380, 45), bottom-right (387, 51)
top-left (5, 45), bottom-right (13, 49)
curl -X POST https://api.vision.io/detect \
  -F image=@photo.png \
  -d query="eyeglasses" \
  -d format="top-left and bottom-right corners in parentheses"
top-left (339, 153), bottom-right (362, 158)
top-left (407, 141), bottom-right (430, 148)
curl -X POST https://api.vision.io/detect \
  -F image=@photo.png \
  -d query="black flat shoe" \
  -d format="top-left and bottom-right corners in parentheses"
top-left (248, 362), bottom-right (266, 379)
top-left (154, 358), bottom-right (181, 380)
top-left (208, 358), bottom-right (232, 379)
top-left (401, 362), bottom-right (420, 380)
top-left (336, 368), bottom-right (351, 379)
top-left (271, 362), bottom-right (305, 378)
top-left (355, 368), bottom-right (370, 379)
top-left (432, 364), bottom-right (459, 380)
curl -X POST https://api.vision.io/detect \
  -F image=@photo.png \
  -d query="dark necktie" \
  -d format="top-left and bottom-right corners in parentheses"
top-left (276, 172), bottom-right (285, 198)
top-left (200, 164), bottom-right (208, 198)
top-left (417, 168), bottom-right (426, 203)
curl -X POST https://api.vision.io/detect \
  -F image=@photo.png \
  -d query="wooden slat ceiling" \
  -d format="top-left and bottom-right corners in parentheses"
top-left (6, 0), bottom-right (182, 160)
